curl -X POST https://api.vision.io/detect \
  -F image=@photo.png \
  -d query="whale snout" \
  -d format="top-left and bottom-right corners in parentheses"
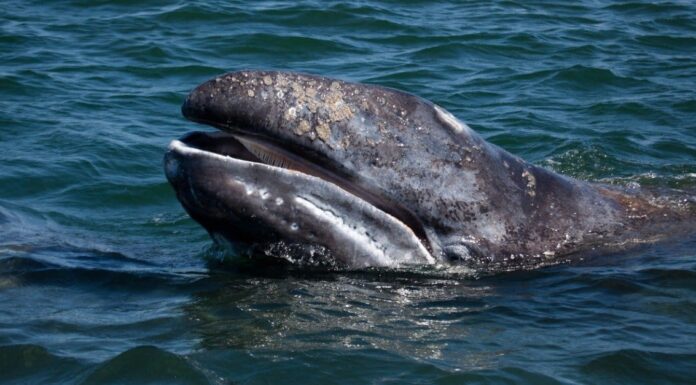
top-left (180, 79), bottom-right (227, 127)
top-left (180, 71), bottom-right (280, 134)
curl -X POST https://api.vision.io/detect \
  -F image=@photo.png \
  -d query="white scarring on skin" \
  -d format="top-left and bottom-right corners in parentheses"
top-left (294, 195), bottom-right (392, 266)
top-left (259, 188), bottom-right (270, 200)
top-left (434, 105), bottom-right (472, 135)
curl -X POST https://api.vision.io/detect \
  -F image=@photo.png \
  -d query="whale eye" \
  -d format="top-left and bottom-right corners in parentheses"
top-left (443, 242), bottom-right (485, 263)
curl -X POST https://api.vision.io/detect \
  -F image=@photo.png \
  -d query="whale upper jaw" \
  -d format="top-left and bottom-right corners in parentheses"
top-left (164, 131), bottom-right (436, 268)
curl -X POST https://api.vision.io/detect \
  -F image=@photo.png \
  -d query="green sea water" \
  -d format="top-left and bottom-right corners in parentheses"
top-left (1, 1), bottom-right (696, 384)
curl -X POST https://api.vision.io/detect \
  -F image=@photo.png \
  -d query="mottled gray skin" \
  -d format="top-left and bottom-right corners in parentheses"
top-left (167, 70), bottom-right (695, 270)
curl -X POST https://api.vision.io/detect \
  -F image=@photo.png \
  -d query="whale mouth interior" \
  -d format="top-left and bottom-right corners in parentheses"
top-left (177, 130), bottom-right (433, 254)
top-left (179, 131), bottom-right (345, 183)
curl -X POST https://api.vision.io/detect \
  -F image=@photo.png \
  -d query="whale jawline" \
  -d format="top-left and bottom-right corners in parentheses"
top-left (172, 130), bottom-right (435, 255)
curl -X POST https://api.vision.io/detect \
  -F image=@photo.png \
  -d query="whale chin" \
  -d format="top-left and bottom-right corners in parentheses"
top-left (164, 131), bottom-right (435, 268)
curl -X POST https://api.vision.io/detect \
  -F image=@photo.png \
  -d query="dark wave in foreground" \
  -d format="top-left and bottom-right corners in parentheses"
top-left (0, 344), bottom-right (207, 385)
top-left (2, 343), bottom-right (696, 385)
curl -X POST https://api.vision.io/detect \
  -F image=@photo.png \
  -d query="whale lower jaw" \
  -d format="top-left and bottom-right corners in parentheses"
top-left (164, 132), bottom-right (436, 268)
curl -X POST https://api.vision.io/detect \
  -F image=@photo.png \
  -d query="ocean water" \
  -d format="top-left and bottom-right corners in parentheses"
top-left (1, 0), bottom-right (696, 384)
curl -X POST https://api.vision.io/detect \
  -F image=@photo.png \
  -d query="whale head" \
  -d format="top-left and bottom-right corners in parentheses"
top-left (165, 70), bottom-right (647, 269)
top-left (166, 71), bottom-right (457, 268)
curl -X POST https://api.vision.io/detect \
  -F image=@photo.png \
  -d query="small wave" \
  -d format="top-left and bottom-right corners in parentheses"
top-left (635, 268), bottom-right (696, 290)
top-left (0, 344), bottom-right (84, 385)
top-left (580, 349), bottom-right (696, 385)
top-left (603, 2), bottom-right (691, 13)
top-left (600, 170), bottom-right (696, 190)
top-left (81, 346), bottom-right (209, 385)
top-left (214, 33), bottom-right (363, 57)
top-left (151, 3), bottom-right (251, 23)
top-left (0, 236), bottom-right (208, 292)
top-left (585, 100), bottom-right (668, 121)
top-left (408, 40), bottom-right (544, 62)
top-left (0, 344), bottom-right (210, 385)
top-left (549, 65), bottom-right (648, 90)
top-left (0, 255), bottom-right (205, 291)
top-left (635, 35), bottom-right (696, 50)
top-left (542, 145), bottom-right (639, 180)
top-left (451, 367), bottom-right (565, 385)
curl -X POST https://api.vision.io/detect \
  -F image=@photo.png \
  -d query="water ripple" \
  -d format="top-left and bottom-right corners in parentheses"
top-left (1, 0), bottom-right (696, 383)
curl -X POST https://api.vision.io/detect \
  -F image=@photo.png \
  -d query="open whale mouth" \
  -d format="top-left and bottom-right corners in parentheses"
top-left (167, 129), bottom-right (435, 258)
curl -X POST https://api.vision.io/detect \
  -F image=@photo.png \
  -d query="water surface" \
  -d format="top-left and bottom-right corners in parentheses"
top-left (1, 1), bottom-right (696, 384)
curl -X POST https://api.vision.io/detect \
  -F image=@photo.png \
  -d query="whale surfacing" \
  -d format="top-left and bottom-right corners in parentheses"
top-left (165, 70), bottom-right (695, 271)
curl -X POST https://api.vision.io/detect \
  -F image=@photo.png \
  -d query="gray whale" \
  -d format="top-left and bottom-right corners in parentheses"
top-left (165, 70), bottom-right (695, 270)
